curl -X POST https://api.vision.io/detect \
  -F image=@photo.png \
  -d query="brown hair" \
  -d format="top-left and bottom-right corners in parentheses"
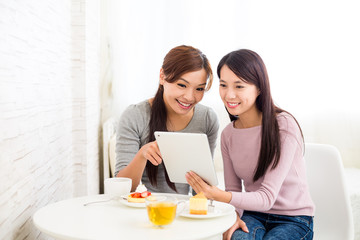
top-left (217, 49), bottom-right (303, 182)
top-left (146, 45), bottom-right (213, 191)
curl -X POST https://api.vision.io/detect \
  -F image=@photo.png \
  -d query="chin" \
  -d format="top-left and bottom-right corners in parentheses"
top-left (226, 108), bottom-right (238, 116)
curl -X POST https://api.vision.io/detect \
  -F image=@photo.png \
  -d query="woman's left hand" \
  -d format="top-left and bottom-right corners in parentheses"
top-left (223, 213), bottom-right (249, 240)
top-left (185, 171), bottom-right (231, 202)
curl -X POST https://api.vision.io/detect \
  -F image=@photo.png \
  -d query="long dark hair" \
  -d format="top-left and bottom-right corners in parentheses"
top-left (217, 49), bottom-right (303, 182)
top-left (146, 45), bottom-right (213, 191)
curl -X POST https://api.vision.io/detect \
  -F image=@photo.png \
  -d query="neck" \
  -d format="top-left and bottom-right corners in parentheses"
top-left (166, 108), bottom-right (194, 132)
top-left (235, 109), bottom-right (262, 129)
top-left (149, 97), bottom-right (194, 131)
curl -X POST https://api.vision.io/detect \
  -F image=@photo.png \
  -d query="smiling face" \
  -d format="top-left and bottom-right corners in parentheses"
top-left (160, 68), bottom-right (207, 117)
top-left (219, 64), bottom-right (260, 122)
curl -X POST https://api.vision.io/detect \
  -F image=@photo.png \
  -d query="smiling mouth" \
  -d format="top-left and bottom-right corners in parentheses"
top-left (227, 102), bottom-right (240, 108)
top-left (177, 99), bottom-right (192, 109)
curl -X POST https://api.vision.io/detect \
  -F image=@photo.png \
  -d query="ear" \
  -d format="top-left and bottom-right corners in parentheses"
top-left (159, 68), bottom-right (165, 85)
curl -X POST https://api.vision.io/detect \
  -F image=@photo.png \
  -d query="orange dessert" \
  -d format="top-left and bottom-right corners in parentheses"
top-left (127, 184), bottom-right (151, 203)
top-left (189, 192), bottom-right (208, 215)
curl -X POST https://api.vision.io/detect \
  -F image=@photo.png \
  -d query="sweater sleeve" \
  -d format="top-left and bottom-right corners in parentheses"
top-left (221, 126), bottom-right (244, 216)
top-left (221, 128), bottom-right (243, 192)
top-left (229, 116), bottom-right (301, 212)
top-left (114, 105), bottom-right (146, 176)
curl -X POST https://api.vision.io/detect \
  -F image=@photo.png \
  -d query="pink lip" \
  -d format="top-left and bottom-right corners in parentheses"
top-left (177, 100), bottom-right (192, 109)
top-left (227, 102), bottom-right (239, 109)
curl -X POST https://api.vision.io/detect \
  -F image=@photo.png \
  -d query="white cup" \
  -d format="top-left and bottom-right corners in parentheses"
top-left (104, 177), bottom-right (132, 199)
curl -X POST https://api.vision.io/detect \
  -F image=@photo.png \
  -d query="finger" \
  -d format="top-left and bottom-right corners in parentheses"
top-left (155, 152), bottom-right (162, 163)
top-left (153, 140), bottom-right (160, 150)
top-left (147, 158), bottom-right (158, 166)
top-left (150, 142), bottom-right (162, 163)
top-left (228, 224), bottom-right (238, 239)
top-left (187, 172), bottom-right (211, 197)
top-left (185, 172), bottom-right (193, 184)
top-left (153, 145), bottom-right (162, 159)
top-left (147, 154), bottom-right (160, 166)
top-left (189, 171), bottom-right (207, 186)
top-left (188, 171), bottom-right (210, 193)
top-left (185, 173), bottom-right (201, 193)
top-left (223, 224), bottom-right (236, 240)
top-left (189, 172), bottom-right (204, 189)
top-left (145, 147), bottom-right (162, 165)
top-left (222, 229), bottom-right (230, 240)
top-left (238, 220), bottom-right (249, 233)
top-left (152, 152), bottom-right (162, 164)
top-left (222, 231), bottom-right (227, 240)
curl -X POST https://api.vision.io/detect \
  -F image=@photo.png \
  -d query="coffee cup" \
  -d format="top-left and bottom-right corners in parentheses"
top-left (104, 177), bottom-right (132, 199)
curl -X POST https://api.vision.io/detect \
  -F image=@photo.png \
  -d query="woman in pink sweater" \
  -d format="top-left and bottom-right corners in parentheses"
top-left (186, 49), bottom-right (315, 240)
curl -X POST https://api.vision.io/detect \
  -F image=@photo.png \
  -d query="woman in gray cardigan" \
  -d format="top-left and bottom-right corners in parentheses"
top-left (115, 45), bottom-right (219, 195)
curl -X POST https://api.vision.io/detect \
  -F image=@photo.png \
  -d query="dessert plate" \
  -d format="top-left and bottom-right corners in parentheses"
top-left (179, 201), bottom-right (235, 219)
top-left (119, 194), bottom-right (146, 208)
top-left (119, 193), bottom-right (190, 208)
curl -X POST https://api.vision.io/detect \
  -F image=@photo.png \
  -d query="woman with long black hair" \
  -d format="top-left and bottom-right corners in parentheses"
top-left (186, 49), bottom-right (315, 240)
top-left (115, 45), bottom-right (219, 194)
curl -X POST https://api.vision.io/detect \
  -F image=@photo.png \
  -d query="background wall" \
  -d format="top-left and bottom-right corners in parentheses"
top-left (0, 0), bottom-right (101, 239)
top-left (104, 0), bottom-right (360, 169)
top-left (0, 0), bottom-right (359, 239)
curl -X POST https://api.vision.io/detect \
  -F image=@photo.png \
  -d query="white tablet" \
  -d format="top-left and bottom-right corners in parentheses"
top-left (154, 131), bottom-right (218, 186)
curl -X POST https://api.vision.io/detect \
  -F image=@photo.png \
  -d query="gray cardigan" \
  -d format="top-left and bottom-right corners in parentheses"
top-left (115, 100), bottom-right (219, 195)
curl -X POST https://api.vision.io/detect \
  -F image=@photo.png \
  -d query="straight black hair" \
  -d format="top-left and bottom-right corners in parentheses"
top-left (217, 49), bottom-right (303, 182)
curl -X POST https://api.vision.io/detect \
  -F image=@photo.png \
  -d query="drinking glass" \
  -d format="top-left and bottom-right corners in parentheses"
top-left (145, 195), bottom-right (178, 228)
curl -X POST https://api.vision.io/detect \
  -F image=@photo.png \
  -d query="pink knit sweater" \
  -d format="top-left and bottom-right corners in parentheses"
top-left (221, 113), bottom-right (315, 217)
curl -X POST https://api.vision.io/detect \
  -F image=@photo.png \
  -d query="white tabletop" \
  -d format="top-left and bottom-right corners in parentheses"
top-left (33, 194), bottom-right (237, 240)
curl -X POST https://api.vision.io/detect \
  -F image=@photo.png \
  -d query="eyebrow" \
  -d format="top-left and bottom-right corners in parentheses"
top-left (220, 79), bottom-right (244, 84)
top-left (179, 78), bottom-right (207, 86)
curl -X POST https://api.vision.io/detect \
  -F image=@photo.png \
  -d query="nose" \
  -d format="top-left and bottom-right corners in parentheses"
top-left (183, 88), bottom-right (196, 102)
top-left (225, 88), bottom-right (236, 100)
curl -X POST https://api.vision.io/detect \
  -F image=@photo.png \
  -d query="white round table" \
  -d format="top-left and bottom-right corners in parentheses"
top-left (33, 194), bottom-right (237, 240)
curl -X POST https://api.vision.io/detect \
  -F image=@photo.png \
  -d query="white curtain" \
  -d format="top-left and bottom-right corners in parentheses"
top-left (104, 0), bottom-right (360, 168)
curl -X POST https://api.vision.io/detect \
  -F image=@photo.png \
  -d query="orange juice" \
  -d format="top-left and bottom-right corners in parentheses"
top-left (146, 202), bottom-right (177, 226)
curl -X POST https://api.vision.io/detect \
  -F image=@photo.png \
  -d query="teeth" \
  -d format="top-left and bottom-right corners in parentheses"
top-left (178, 100), bottom-right (191, 107)
top-left (228, 103), bottom-right (239, 106)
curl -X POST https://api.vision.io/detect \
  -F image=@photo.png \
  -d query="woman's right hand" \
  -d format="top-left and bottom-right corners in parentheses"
top-left (223, 213), bottom-right (249, 240)
top-left (140, 141), bottom-right (162, 166)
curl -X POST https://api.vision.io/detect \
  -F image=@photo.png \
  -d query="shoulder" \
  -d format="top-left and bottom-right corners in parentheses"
top-left (195, 103), bottom-right (214, 115)
top-left (118, 100), bottom-right (150, 127)
top-left (277, 112), bottom-right (299, 133)
top-left (276, 112), bottom-right (303, 144)
top-left (189, 104), bottom-right (219, 138)
top-left (123, 100), bottom-right (150, 116)
top-left (195, 104), bottom-right (218, 122)
top-left (221, 121), bottom-right (234, 138)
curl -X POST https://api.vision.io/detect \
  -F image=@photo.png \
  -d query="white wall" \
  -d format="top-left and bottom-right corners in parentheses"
top-left (106, 0), bottom-right (360, 168)
top-left (0, 0), bottom-right (101, 239)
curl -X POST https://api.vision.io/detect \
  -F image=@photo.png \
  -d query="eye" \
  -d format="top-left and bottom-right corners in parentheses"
top-left (177, 83), bottom-right (186, 88)
top-left (236, 85), bottom-right (244, 89)
top-left (196, 87), bottom-right (205, 92)
top-left (219, 83), bottom-right (226, 88)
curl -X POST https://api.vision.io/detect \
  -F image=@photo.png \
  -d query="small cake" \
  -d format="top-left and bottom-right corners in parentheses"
top-left (127, 184), bottom-right (151, 203)
top-left (189, 192), bottom-right (208, 215)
